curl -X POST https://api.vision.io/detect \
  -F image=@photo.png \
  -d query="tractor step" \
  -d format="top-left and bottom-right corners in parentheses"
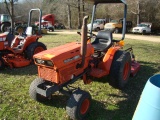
top-left (90, 68), bottom-right (108, 78)
top-left (131, 60), bottom-right (140, 77)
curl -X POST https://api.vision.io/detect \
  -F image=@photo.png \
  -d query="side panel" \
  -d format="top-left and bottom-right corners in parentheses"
top-left (58, 57), bottom-right (91, 84)
top-left (0, 33), bottom-right (7, 50)
top-left (0, 42), bottom-right (5, 50)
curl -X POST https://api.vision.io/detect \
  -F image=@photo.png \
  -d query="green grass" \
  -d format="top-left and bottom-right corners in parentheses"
top-left (0, 32), bottom-right (160, 120)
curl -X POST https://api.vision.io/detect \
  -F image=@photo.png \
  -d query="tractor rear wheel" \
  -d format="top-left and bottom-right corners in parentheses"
top-left (29, 78), bottom-right (48, 102)
top-left (0, 56), bottom-right (5, 70)
top-left (66, 89), bottom-right (91, 120)
top-left (109, 50), bottom-right (131, 89)
top-left (26, 42), bottom-right (46, 60)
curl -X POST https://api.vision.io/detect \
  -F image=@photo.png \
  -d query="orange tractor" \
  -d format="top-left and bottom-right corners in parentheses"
top-left (29, 0), bottom-right (140, 120)
top-left (0, 8), bottom-right (46, 70)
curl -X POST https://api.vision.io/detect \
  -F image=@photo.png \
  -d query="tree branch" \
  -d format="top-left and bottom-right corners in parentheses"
top-left (4, 0), bottom-right (11, 16)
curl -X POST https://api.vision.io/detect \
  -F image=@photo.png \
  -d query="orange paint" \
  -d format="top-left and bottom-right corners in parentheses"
top-left (98, 46), bottom-right (121, 74)
top-left (34, 42), bottom-right (94, 85)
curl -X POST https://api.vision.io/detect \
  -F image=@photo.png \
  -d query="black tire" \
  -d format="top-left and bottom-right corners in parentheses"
top-left (95, 27), bottom-right (100, 32)
top-left (49, 27), bottom-right (54, 32)
top-left (126, 28), bottom-right (130, 33)
top-left (1, 23), bottom-right (11, 32)
top-left (29, 78), bottom-right (48, 102)
top-left (26, 42), bottom-right (46, 60)
top-left (142, 30), bottom-right (146, 35)
top-left (114, 28), bottom-right (119, 33)
top-left (0, 56), bottom-right (5, 70)
top-left (15, 25), bottom-right (24, 34)
top-left (66, 89), bottom-right (91, 120)
top-left (109, 50), bottom-right (131, 89)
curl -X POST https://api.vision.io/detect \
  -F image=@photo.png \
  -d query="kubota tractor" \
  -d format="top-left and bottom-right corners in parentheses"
top-left (29, 1), bottom-right (140, 120)
top-left (0, 8), bottom-right (46, 70)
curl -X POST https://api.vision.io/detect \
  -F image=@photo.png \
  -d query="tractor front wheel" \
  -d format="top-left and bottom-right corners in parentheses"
top-left (109, 50), bottom-right (131, 89)
top-left (26, 42), bottom-right (46, 60)
top-left (66, 89), bottom-right (91, 120)
top-left (29, 78), bottom-right (48, 102)
top-left (0, 56), bottom-right (5, 70)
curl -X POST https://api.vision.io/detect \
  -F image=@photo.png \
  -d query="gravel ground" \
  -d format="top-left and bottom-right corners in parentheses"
top-left (53, 30), bottom-right (160, 43)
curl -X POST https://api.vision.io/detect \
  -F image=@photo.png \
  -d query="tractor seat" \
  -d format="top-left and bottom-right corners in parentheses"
top-left (11, 27), bottom-right (33, 49)
top-left (92, 31), bottom-right (112, 52)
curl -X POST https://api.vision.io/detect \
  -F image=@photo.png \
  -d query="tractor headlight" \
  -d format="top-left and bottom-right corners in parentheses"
top-left (45, 61), bottom-right (53, 66)
top-left (35, 58), bottom-right (54, 67)
top-left (35, 59), bottom-right (44, 64)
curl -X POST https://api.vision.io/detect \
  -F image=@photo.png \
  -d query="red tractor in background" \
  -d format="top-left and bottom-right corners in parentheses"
top-left (35, 14), bottom-right (55, 32)
top-left (0, 8), bottom-right (46, 70)
top-left (29, 0), bottom-right (140, 120)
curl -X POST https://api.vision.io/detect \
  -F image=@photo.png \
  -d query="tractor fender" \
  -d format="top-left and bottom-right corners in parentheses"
top-left (98, 46), bottom-right (121, 74)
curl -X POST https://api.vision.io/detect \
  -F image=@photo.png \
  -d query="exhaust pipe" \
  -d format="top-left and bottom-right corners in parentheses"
top-left (77, 16), bottom-right (89, 68)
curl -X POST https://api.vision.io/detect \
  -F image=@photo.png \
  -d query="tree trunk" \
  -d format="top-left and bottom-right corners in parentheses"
top-left (77, 0), bottom-right (81, 29)
top-left (67, 2), bottom-right (72, 29)
top-left (82, 0), bottom-right (85, 18)
top-left (137, 0), bottom-right (140, 24)
top-left (10, 0), bottom-right (14, 33)
top-left (4, 0), bottom-right (15, 34)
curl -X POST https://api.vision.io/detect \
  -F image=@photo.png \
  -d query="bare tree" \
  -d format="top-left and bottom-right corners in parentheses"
top-left (131, 0), bottom-right (141, 24)
top-left (77, 0), bottom-right (81, 28)
top-left (4, 0), bottom-right (18, 33)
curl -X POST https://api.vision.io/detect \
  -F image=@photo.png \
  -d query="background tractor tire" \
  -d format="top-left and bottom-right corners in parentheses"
top-left (1, 23), bottom-right (11, 32)
top-left (95, 27), bottom-right (100, 32)
top-left (0, 56), bottom-right (5, 70)
top-left (109, 50), bottom-right (131, 89)
top-left (26, 42), bottom-right (46, 60)
top-left (15, 25), bottom-right (25, 34)
top-left (142, 30), bottom-right (146, 35)
top-left (114, 28), bottom-right (119, 34)
top-left (29, 78), bottom-right (48, 102)
top-left (66, 89), bottom-right (91, 120)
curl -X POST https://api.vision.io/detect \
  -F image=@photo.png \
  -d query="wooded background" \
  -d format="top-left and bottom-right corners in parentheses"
top-left (0, 0), bottom-right (160, 29)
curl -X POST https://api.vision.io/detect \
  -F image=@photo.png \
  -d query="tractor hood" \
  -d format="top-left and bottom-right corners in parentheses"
top-left (34, 42), bottom-right (94, 68)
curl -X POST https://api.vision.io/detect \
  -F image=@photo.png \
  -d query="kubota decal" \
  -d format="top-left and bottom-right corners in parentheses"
top-left (64, 55), bottom-right (80, 63)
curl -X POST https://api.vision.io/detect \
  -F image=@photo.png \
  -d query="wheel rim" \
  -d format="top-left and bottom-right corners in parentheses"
top-left (123, 62), bottom-right (130, 80)
top-left (4, 27), bottom-right (9, 31)
top-left (80, 98), bottom-right (90, 115)
top-left (34, 47), bottom-right (44, 54)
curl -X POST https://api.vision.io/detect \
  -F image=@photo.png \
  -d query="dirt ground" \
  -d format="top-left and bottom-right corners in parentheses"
top-left (53, 30), bottom-right (160, 43)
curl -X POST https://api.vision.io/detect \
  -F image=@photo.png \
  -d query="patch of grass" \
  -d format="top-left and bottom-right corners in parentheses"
top-left (0, 32), bottom-right (160, 120)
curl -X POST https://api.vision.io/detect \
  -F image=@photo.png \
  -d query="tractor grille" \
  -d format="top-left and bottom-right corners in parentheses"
top-left (39, 67), bottom-right (59, 84)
